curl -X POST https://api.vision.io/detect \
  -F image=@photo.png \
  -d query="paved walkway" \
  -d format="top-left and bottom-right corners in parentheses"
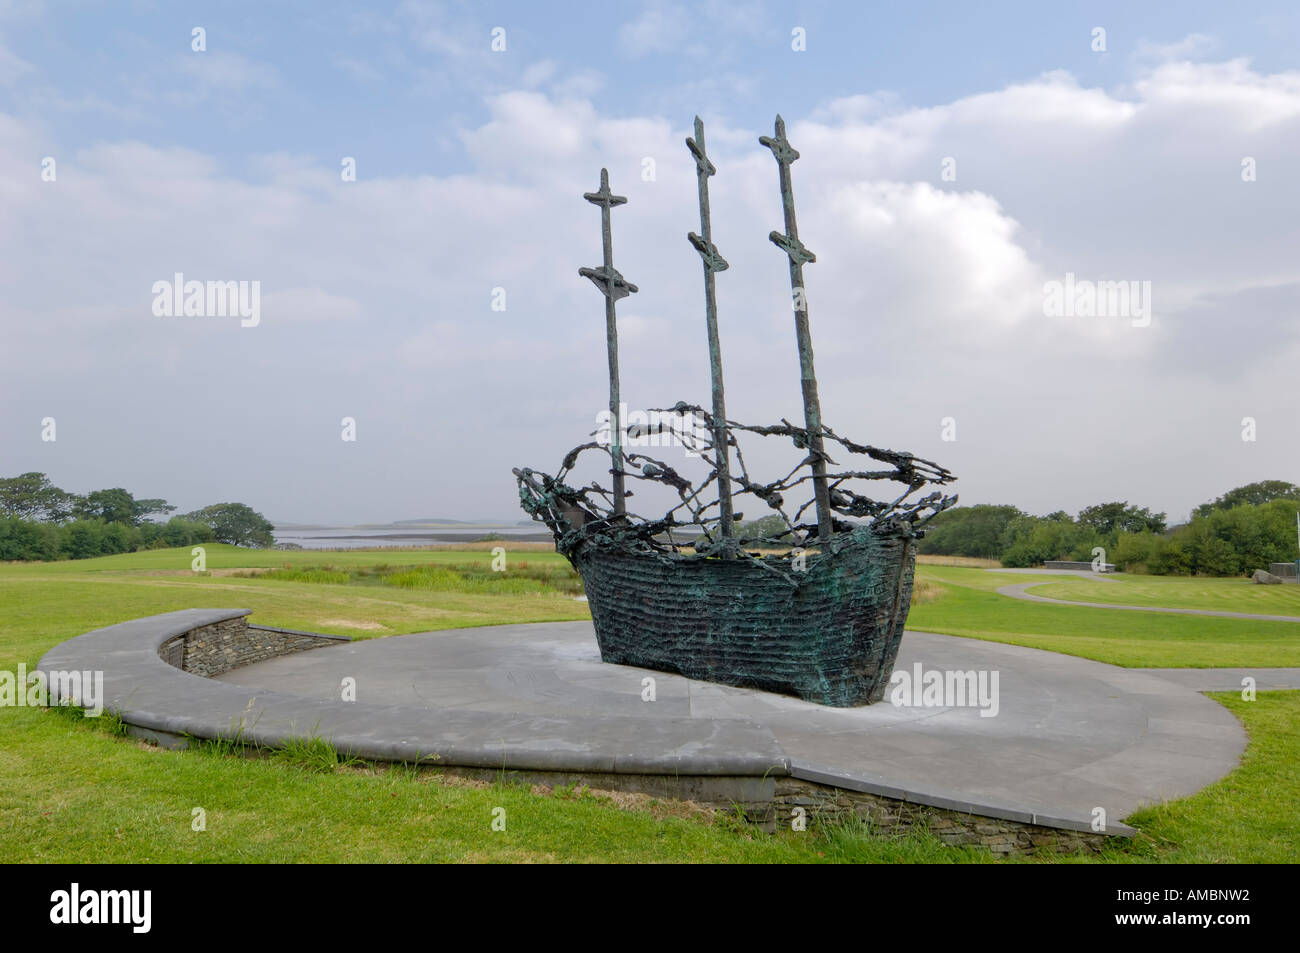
top-left (213, 620), bottom-right (1261, 835)
top-left (1133, 668), bottom-right (1300, 690)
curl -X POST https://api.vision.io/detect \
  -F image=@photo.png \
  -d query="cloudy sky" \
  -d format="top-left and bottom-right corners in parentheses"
top-left (2, 1), bottom-right (1298, 526)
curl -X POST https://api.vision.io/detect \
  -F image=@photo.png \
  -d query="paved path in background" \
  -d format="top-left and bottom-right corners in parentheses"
top-left (992, 571), bottom-right (1300, 623)
top-left (214, 621), bottom-right (1252, 835)
top-left (988, 568), bottom-right (1120, 579)
top-left (1134, 668), bottom-right (1300, 691)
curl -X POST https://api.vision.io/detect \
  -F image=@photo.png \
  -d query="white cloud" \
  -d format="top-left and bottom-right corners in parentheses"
top-left (3, 57), bottom-right (1299, 522)
top-left (1133, 57), bottom-right (1300, 128)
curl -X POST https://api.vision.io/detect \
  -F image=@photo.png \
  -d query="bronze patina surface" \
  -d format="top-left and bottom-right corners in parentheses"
top-left (516, 115), bottom-right (955, 707)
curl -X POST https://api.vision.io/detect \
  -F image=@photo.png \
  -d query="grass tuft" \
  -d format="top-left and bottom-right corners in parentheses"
top-left (272, 735), bottom-right (360, 773)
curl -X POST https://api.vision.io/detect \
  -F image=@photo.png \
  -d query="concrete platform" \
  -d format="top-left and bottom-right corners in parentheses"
top-left (210, 620), bottom-right (1256, 835)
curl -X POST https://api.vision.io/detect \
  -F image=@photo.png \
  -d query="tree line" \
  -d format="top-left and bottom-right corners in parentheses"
top-left (916, 480), bottom-right (1300, 576)
top-left (0, 472), bottom-right (275, 561)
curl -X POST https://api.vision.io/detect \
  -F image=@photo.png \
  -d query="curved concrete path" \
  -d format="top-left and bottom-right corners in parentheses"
top-left (43, 609), bottom-right (1287, 838)
top-left (1131, 668), bottom-right (1300, 690)
top-left (211, 620), bottom-right (1259, 836)
top-left (993, 571), bottom-right (1300, 623)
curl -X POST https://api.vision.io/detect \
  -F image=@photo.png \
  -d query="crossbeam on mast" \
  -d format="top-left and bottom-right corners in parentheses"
top-left (760, 115), bottom-right (834, 543)
top-left (685, 116), bottom-right (736, 549)
top-left (578, 168), bottom-right (637, 517)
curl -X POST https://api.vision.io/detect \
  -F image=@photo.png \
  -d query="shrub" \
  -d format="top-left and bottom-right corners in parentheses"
top-left (0, 517), bottom-right (59, 560)
top-left (917, 504), bottom-right (1023, 559)
top-left (59, 520), bottom-right (106, 559)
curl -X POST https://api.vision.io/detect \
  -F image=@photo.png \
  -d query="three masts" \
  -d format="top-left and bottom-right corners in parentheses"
top-left (579, 115), bottom-right (835, 548)
top-left (518, 116), bottom-right (956, 705)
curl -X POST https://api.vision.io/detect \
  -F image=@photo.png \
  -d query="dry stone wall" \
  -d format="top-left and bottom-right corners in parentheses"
top-left (772, 778), bottom-right (1110, 854)
top-left (159, 617), bottom-right (344, 677)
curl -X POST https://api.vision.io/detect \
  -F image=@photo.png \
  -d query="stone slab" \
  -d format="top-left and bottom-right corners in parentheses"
top-left (208, 620), bottom-right (1250, 833)
top-left (39, 610), bottom-right (1275, 837)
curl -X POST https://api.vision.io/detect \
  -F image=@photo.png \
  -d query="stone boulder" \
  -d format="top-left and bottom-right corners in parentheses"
top-left (1251, 569), bottom-right (1283, 585)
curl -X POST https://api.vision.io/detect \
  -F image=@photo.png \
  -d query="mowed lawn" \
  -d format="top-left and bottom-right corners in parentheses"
top-left (1, 547), bottom-right (1298, 862)
top-left (0, 544), bottom-right (593, 666)
top-left (1026, 572), bottom-right (1300, 615)
top-left (907, 567), bottom-right (1300, 668)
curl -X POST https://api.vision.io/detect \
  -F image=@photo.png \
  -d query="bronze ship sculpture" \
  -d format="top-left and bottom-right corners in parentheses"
top-left (514, 115), bottom-right (957, 707)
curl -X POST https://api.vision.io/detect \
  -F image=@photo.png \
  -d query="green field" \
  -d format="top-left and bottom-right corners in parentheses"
top-left (906, 567), bottom-right (1300, 668)
top-left (1, 547), bottom-right (1297, 863)
top-left (1025, 572), bottom-right (1300, 615)
top-left (0, 544), bottom-right (592, 667)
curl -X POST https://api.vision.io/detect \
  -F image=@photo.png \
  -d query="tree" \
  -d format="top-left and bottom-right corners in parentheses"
top-left (735, 513), bottom-right (793, 543)
top-left (917, 504), bottom-right (1023, 558)
top-left (76, 488), bottom-right (174, 526)
top-left (1077, 501), bottom-right (1166, 537)
top-left (76, 488), bottom-right (137, 524)
top-left (1194, 480), bottom-right (1300, 518)
top-left (132, 498), bottom-right (177, 523)
top-left (0, 472), bottom-right (79, 523)
top-left (59, 521), bottom-right (106, 559)
top-left (0, 517), bottom-right (59, 560)
top-left (42, 488), bottom-right (79, 524)
top-left (1000, 515), bottom-right (1091, 567)
top-left (1117, 497), bottom-right (1298, 576)
top-left (161, 517), bottom-right (214, 547)
top-left (185, 503), bottom-right (275, 547)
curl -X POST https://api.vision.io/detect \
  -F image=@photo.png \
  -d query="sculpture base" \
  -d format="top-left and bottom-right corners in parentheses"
top-left (572, 527), bottom-right (915, 707)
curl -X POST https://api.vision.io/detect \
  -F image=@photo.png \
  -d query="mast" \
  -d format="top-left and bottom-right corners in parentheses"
top-left (579, 168), bottom-right (638, 517)
top-left (685, 116), bottom-right (735, 546)
top-left (760, 115), bottom-right (834, 543)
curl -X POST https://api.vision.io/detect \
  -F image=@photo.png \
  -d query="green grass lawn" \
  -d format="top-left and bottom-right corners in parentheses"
top-left (1122, 691), bottom-right (1300, 864)
top-left (4, 687), bottom-right (1294, 864)
top-left (1025, 572), bottom-right (1300, 615)
top-left (908, 567), bottom-right (1300, 668)
top-left (0, 544), bottom-right (593, 666)
top-left (1, 703), bottom-right (993, 863)
top-left (2, 548), bottom-right (1298, 862)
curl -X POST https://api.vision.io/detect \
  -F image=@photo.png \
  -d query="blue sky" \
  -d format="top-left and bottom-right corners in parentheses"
top-left (2, 1), bottom-right (1298, 524)
top-left (14, 1), bottom-right (1300, 177)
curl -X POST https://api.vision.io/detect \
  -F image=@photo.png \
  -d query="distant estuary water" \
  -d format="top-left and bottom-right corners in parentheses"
top-left (271, 526), bottom-right (553, 550)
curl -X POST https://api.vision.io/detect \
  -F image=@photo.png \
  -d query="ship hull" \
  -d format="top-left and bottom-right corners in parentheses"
top-left (571, 528), bottom-right (915, 707)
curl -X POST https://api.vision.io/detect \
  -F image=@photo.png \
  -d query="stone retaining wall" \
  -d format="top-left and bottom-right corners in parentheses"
top-left (159, 617), bottom-right (344, 677)
top-left (434, 766), bottom-right (1109, 855)
top-left (771, 777), bottom-right (1110, 855)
